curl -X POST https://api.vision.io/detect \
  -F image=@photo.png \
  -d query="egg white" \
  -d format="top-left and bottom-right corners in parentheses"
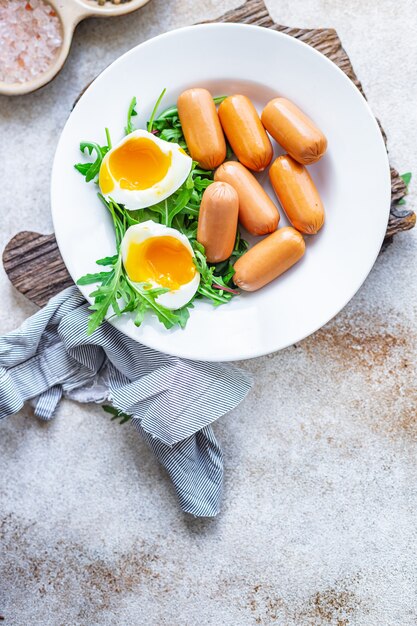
top-left (121, 221), bottom-right (200, 310)
top-left (100, 129), bottom-right (192, 211)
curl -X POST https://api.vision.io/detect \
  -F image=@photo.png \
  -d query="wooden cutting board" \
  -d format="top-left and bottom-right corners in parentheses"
top-left (3, 0), bottom-right (415, 308)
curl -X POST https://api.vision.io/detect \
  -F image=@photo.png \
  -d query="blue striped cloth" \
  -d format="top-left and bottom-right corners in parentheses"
top-left (0, 286), bottom-right (251, 516)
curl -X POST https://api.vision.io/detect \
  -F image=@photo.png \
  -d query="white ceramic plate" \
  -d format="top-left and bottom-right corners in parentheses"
top-left (51, 23), bottom-right (391, 362)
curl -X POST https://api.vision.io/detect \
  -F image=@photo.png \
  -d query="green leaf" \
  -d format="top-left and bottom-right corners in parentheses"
top-left (128, 282), bottom-right (179, 329)
top-left (125, 96), bottom-right (138, 135)
top-left (159, 128), bottom-right (183, 142)
top-left (134, 301), bottom-right (147, 326)
top-left (102, 404), bottom-right (119, 416)
top-left (98, 194), bottom-right (126, 248)
top-left (167, 186), bottom-right (193, 227)
top-left (197, 283), bottom-right (232, 306)
top-left (105, 127), bottom-right (112, 149)
top-left (77, 271), bottom-right (113, 285)
top-left (74, 162), bottom-right (91, 175)
top-left (86, 255), bottom-right (123, 335)
top-left (194, 176), bottom-right (213, 192)
top-left (401, 172), bottom-right (412, 187)
top-left (175, 304), bottom-right (192, 329)
top-left (192, 241), bottom-right (215, 284)
top-left (141, 198), bottom-right (170, 225)
top-left (96, 255), bottom-right (118, 266)
top-left (155, 105), bottom-right (178, 120)
top-left (232, 229), bottom-right (250, 259)
top-left (103, 405), bottom-right (132, 424)
top-left (77, 141), bottom-right (108, 183)
top-left (131, 207), bottom-right (163, 224)
top-left (147, 88), bottom-right (167, 133)
top-left (397, 172), bottom-right (412, 205)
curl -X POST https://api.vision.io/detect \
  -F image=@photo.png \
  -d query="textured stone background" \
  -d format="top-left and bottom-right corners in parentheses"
top-left (0, 1), bottom-right (416, 624)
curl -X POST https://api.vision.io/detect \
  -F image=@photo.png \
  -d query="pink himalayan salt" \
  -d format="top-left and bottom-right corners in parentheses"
top-left (0, 0), bottom-right (62, 84)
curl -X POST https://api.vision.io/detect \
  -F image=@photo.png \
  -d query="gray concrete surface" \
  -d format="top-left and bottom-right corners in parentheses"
top-left (1, 1), bottom-right (416, 624)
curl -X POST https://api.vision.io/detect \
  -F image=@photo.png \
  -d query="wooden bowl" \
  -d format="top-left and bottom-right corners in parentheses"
top-left (0, 0), bottom-right (151, 96)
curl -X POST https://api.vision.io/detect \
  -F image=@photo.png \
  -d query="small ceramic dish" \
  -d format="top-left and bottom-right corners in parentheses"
top-left (0, 0), bottom-right (151, 96)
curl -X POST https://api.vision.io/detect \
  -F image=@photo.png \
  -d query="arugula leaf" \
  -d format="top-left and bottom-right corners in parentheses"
top-left (147, 88), bottom-right (167, 133)
top-left (85, 255), bottom-right (123, 335)
top-left (192, 241), bottom-right (215, 283)
top-left (75, 91), bottom-right (247, 334)
top-left (225, 140), bottom-right (234, 161)
top-left (125, 96), bottom-right (138, 135)
top-left (159, 128), bottom-right (183, 143)
top-left (167, 186), bottom-right (193, 227)
top-left (74, 141), bottom-right (108, 183)
top-left (74, 163), bottom-right (91, 176)
top-left (197, 283), bottom-right (233, 306)
top-left (191, 240), bottom-right (236, 306)
top-left (154, 105), bottom-right (178, 119)
top-left (401, 172), bottom-right (412, 187)
top-left (174, 304), bottom-right (192, 329)
top-left (105, 127), bottom-right (112, 149)
top-left (134, 300), bottom-right (147, 327)
top-left (77, 271), bottom-right (113, 285)
top-left (103, 405), bottom-right (132, 425)
top-left (128, 281), bottom-right (192, 329)
top-left (398, 172), bottom-right (412, 205)
top-left (96, 254), bottom-right (118, 266)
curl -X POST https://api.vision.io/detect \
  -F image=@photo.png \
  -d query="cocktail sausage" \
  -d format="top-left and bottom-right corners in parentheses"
top-left (218, 95), bottom-right (273, 172)
top-left (214, 161), bottom-right (279, 236)
top-left (177, 88), bottom-right (226, 170)
top-left (233, 227), bottom-right (305, 291)
top-left (197, 182), bottom-right (239, 262)
top-left (261, 97), bottom-right (327, 165)
top-left (269, 155), bottom-right (325, 235)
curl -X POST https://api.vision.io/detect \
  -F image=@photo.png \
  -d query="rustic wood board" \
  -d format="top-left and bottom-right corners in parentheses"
top-left (3, 0), bottom-right (415, 308)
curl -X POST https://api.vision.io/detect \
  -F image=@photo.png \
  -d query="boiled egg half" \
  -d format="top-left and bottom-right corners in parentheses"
top-left (121, 221), bottom-right (200, 310)
top-left (99, 129), bottom-right (192, 211)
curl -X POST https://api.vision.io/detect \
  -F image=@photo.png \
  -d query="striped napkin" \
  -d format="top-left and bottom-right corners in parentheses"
top-left (0, 286), bottom-right (251, 516)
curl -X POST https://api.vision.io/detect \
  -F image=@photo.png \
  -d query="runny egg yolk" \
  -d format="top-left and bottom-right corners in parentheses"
top-left (125, 236), bottom-right (196, 290)
top-left (100, 137), bottom-right (172, 194)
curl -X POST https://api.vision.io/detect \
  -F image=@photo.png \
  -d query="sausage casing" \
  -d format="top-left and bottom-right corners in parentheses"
top-left (269, 155), bottom-right (325, 235)
top-left (177, 88), bottom-right (226, 170)
top-left (261, 98), bottom-right (327, 165)
top-left (197, 182), bottom-right (239, 263)
top-left (214, 161), bottom-right (279, 236)
top-left (218, 95), bottom-right (273, 172)
top-left (233, 227), bottom-right (305, 291)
